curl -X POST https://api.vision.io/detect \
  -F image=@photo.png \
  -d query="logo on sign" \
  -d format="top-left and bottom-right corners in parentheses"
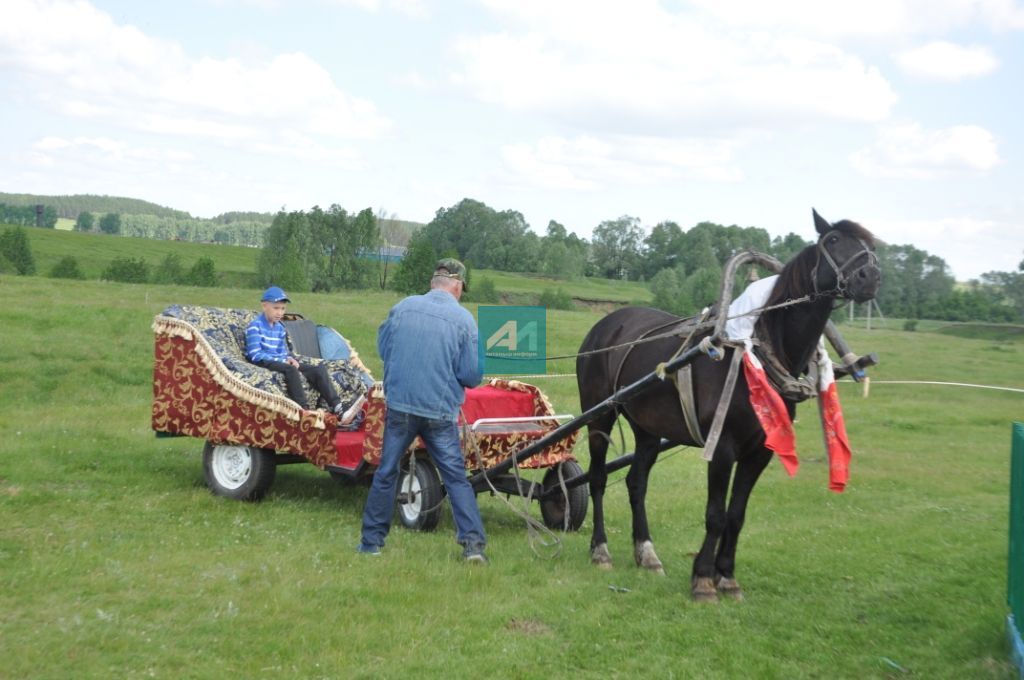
top-left (486, 320), bottom-right (538, 353)
top-left (478, 306), bottom-right (546, 375)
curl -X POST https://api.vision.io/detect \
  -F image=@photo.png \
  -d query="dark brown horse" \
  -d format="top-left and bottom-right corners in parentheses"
top-left (576, 210), bottom-right (880, 601)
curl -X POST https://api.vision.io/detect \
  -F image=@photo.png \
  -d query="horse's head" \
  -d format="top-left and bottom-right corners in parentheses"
top-left (811, 209), bottom-right (881, 303)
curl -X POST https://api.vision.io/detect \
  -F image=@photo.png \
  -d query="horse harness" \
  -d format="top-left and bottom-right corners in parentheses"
top-left (610, 306), bottom-right (821, 462)
top-left (813, 230), bottom-right (879, 300)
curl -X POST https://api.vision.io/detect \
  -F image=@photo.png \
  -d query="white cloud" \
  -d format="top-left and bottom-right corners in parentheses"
top-left (851, 123), bottom-right (1000, 178)
top-left (871, 215), bottom-right (1023, 279)
top-left (320, 0), bottom-right (428, 17)
top-left (500, 134), bottom-right (745, 191)
top-left (29, 136), bottom-right (194, 164)
top-left (454, 2), bottom-right (897, 131)
top-left (688, 0), bottom-right (1024, 37)
top-left (0, 0), bottom-right (390, 154)
top-left (895, 41), bottom-right (999, 81)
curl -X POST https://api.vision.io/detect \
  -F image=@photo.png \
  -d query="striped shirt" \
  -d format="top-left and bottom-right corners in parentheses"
top-left (245, 313), bottom-right (290, 363)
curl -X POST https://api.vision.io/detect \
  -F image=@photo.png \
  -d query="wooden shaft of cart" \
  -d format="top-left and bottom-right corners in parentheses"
top-left (466, 342), bottom-right (716, 488)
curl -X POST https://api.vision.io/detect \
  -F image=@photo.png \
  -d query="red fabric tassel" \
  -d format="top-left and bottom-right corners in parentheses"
top-left (819, 381), bottom-right (851, 492)
top-left (742, 353), bottom-right (799, 477)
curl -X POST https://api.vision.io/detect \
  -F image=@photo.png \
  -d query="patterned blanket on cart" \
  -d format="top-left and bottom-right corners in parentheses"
top-left (152, 305), bottom-right (370, 468)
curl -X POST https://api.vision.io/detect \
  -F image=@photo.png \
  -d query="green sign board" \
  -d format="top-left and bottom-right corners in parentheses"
top-left (478, 306), bottom-right (546, 375)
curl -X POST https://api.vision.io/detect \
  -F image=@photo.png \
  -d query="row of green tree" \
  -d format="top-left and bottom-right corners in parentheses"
top-left (71, 211), bottom-right (271, 246)
top-left (7, 192), bottom-right (1024, 324)
top-left (248, 197), bottom-right (1024, 324)
top-left (98, 254), bottom-right (218, 286)
top-left (394, 198), bottom-right (1024, 323)
top-left (0, 203), bottom-right (58, 228)
top-left (0, 192), bottom-right (191, 219)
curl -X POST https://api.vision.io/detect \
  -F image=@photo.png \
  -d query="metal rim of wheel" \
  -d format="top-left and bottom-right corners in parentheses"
top-left (398, 467), bottom-right (424, 525)
top-left (208, 444), bottom-right (252, 490)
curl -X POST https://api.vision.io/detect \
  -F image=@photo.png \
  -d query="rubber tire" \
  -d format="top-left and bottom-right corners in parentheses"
top-left (202, 441), bottom-right (277, 501)
top-left (540, 460), bottom-right (589, 531)
top-left (395, 456), bottom-right (444, 532)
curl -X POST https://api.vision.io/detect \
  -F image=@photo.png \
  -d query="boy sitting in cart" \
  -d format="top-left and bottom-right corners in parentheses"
top-left (246, 285), bottom-right (357, 424)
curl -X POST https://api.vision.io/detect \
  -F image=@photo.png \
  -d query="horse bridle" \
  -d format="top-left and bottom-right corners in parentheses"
top-left (812, 230), bottom-right (879, 300)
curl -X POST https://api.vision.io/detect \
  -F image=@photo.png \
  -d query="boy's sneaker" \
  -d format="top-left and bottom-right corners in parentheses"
top-left (356, 543), bottom-right (381, 556)
top-left (463, 545), bottom-right (489, 565)
top-left (335, 396), bottom-right (366, 427)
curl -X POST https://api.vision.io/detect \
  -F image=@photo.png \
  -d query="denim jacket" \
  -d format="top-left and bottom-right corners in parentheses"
top-left (377, 289), bottom-right (483, 421)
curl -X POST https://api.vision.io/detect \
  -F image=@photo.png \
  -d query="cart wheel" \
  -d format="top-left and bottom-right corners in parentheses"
top-left (395, 456), bottom-right (444, 532)
top-left (202, 441), bottom-right (276, 501)
top-left (540, 460), bottom-right (588, 531)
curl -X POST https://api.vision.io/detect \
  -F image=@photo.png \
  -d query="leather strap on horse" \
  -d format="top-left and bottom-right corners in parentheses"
top-left (752, 339), bottom-right (817, 403)
top-left (674, 364), bottom-right (705, 447)
top-left (699, 342), bottom-right (744, 462)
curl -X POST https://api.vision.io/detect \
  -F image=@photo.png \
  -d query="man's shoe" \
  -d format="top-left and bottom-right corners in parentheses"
top-left (357, 543), bottom-right (382, 556)
top-left (463, 546), bottom-right (489, 565)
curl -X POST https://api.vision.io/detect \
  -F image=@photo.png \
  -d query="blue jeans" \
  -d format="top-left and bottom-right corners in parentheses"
top-left (360, 409), bottom-right (487, 551)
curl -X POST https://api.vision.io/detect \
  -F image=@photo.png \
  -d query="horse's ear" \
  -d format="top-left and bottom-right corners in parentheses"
top-left (812, 208), bottom-right (831, 236)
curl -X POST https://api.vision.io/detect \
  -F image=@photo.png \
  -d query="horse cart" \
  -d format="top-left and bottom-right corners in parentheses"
top-left (150, 305), bottom-right (587, 532)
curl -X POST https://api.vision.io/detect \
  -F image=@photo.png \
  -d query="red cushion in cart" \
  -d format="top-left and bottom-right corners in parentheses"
top-left (459, 385), bottom-right (537, 423)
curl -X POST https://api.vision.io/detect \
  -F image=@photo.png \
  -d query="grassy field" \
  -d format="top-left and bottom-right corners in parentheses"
top-left (21, 225), bottom-right (260, 288)
top-left (472, 268), bottom-right (652, 305)
top-left (2, 274), bottom-right (1023, 678)
top-left (15, 224), bottom-right (653, 306)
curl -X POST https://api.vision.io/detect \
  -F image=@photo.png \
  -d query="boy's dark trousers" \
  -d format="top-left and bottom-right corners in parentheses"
top-left (256, 360), bottom-right (340, 410)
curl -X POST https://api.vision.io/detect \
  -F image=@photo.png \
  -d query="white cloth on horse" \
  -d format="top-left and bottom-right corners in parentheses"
top-left (725, 275), bottom-right (778, 348)
top-left (724, 274), bottom-right (832, 391)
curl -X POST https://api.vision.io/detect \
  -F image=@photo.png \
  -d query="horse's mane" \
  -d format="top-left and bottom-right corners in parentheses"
top-left (755, 219), bottom-right (875, 372)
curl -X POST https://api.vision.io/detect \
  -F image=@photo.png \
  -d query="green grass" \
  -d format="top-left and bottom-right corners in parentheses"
top-left (2, 276), bottom-right (1022, 678)
top-left (15, 225), bottom-right (651, 305)
top-left (473, 268), bottom-right (652, 305)
top-left (19, 224), bottom-right (260, 288)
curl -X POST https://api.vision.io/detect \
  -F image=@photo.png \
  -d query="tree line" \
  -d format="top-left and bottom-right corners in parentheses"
top-left (0, 192), bottom-right (191, 219)
top-left (392, 198), bottom-right (1024, 323)
top-left (0, 203), bottom-right (58, 228)
top-left (4, 193), bottom-right (1023, 324)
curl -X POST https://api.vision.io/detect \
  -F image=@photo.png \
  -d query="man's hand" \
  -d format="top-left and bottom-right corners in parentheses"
top-left (286, 357), bottom-right (300, 368)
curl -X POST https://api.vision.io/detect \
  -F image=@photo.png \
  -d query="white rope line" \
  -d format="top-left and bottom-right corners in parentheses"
top-left (489, 373), bottom-right (576, 380)
top-left (855, 380), bottom-right (1024, 394)
top-left (489, 373), bottom-right (1024, 394)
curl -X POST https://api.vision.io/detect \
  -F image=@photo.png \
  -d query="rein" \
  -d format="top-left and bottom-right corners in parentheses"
top-left (539, 293), bottom-right (822, 363)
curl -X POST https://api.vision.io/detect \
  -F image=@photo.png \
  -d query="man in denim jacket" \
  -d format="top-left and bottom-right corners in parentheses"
top-left (358, 259), bottom-right (488, 563)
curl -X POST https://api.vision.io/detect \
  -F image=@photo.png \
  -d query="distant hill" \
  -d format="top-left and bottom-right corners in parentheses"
top-left (0, 192), bottom-right (192, 219)
top-left (1, 192), bottom-right (422, 248)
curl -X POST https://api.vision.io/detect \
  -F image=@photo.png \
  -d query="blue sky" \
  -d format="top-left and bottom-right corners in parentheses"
top-left (2, 0), bottom-right (1023, 280)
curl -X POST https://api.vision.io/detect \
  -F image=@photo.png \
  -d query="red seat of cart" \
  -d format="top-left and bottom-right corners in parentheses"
top-left (459, 384), bottom-right (538, 424)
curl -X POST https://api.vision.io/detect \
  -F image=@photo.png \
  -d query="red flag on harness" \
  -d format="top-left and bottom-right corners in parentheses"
top-left (819, 375), bottom-right (851, 492)
top-left (742, 352), bottom-right (799, 476)
top-left (742, 349), bottom-right (852, 491)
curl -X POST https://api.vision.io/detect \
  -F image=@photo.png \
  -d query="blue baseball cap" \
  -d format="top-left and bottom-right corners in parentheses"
top-left (260, 286), bottom-right (291, 303)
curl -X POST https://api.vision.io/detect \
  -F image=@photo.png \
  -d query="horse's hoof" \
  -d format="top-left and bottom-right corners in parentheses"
top-left (715, 577), bottom-right (744, 601)
top-left (691, 577), bottom-right (719, 603)
top-left (591, 543), bottom-right (614, 570)
top-left (634, 540), bottom-right (665, 575)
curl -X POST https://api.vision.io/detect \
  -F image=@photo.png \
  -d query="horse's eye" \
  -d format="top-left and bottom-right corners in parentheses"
top-left (828, 234), bottom-right (839, 245)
